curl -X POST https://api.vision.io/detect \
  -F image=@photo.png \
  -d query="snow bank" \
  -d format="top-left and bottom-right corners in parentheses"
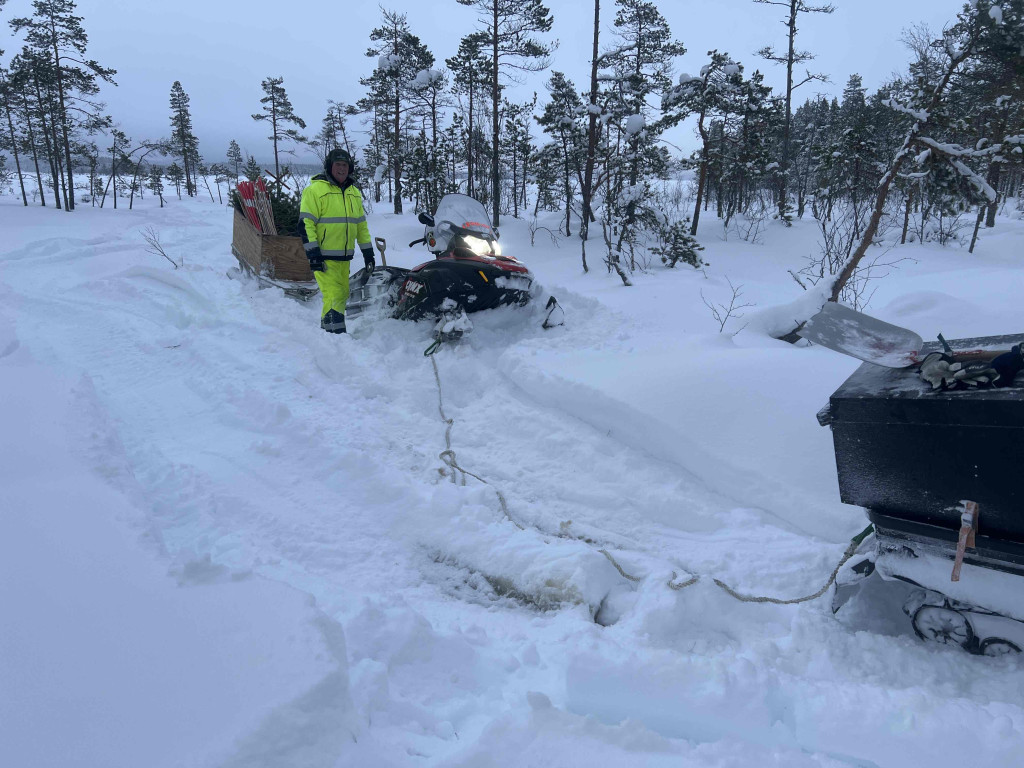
top-left (412, 483), bottom-right (631, 615)
top-left (0, 347), bottom-right (358, 768)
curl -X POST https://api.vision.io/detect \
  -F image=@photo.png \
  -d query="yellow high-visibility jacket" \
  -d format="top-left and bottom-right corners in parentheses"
top-left (299, 175), bottom-right (371, 260)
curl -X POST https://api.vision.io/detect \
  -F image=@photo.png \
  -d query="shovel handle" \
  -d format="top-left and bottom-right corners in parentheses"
top-left (374, 237), bottom-right (387, 267)
top-left (909, 348), bottom-right (1010, 366)
top-left (950, 349), bottom-right (1009, 363)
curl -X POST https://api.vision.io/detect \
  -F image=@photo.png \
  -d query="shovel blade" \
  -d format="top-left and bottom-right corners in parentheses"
top-left (799, 302), bottom-right (923, 368)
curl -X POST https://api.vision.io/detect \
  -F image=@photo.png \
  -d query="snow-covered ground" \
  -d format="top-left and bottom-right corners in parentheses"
top-left (2, 190), bottom-right (1023, 767)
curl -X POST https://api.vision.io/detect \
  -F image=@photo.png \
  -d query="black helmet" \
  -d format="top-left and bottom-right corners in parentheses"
top-left (325, 148), bottom-right (355, 179)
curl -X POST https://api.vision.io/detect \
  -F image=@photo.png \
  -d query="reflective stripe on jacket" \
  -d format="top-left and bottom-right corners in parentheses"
top-left (299, 175), bottom-right (371, 260)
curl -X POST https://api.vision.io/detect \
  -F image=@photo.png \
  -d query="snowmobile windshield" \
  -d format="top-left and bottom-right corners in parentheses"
top-left (433, 195), bottom-right (496, 240)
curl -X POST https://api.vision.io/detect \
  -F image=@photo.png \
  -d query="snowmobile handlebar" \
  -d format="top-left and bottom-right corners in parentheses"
top-left (409, 237), bottom-right (427, 247)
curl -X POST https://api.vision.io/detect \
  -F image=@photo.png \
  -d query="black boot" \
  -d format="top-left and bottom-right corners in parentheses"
top-left (321, 309), bottom-right (346, 334)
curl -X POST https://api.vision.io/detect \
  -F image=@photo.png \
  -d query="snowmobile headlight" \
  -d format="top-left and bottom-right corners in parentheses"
top-left (464, 236), bottom-right (492, 256)
top-left (491, 239), bottom-right (502, 256)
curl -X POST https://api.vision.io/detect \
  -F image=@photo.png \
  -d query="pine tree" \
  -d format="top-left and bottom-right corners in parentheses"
top-left (165, 161), bottom-right (184, 199)
top-left (8, 53), bottom-right (50, 205)
top-left (9, 0), bottom-right (116, 211)
top-left (663, 51), bottom-right (746, 235)
top-left (100, 127), bottom-right (129, 209)
top-left (753, 0), bottom-right (835, 222)
top-left (17, 49), bottom-right (65, 208)
top-left (537, 72), bottom-right (584, 235)
top-left (128, 141), bottom-right (168, 210)
top-left (244, 155), bottom-right (261, 181)
top-left (147, 165), bottom-right (165, 207)
top-left (703, 68), bottom-right (779, 224)
top-left (446, 33), bottom-right (491, 199)
top-left (834, 74), bottom-right (879, 234)
top-left (501, 97), bottom-right (535, 217)
top-left (361, 10), bottom-right (434, 214)
top-left (603, 0), bottom-right (686, 264)
top-left (651, 219), bottom-right (704, 268)
top-left (226, 139), bottom-right (243, 182)
top-left (530, 142), bottom-right (563, 213)
top-left (456, 0), bottom-right (556, 227)
top-left (251, 76), bottom-right (307, 186)
top-left (169, 81), bottom-right (199, 196)
top-left (409, 68), bottom-right (448, 212)
top-left (211, 163), bottom-right (229, 204)
top-left (0, 64), bottom-right (29, 206)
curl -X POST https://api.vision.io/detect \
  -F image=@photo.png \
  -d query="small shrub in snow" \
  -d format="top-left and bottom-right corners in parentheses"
top-left (651, 219), bottom-right (705, 269)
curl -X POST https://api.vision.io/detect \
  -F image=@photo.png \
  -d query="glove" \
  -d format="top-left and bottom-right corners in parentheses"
top-left (362, 246), bottom-right (375, 275)
top-left (307, 245), bottom-right (325, 273)
top-left (918, 352), bottom-right (961, 390)
top-left (953, 361), bottom-right (999, 388)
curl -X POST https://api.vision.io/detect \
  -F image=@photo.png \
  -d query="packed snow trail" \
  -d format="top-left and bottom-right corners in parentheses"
top-left (3, 197), bottom-right (1024, 767)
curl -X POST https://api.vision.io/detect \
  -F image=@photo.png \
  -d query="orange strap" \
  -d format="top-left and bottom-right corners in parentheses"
top-left (951, 500), bottom-right (979, 582)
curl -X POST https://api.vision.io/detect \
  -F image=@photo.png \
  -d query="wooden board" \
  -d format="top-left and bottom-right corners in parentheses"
top-left (231, 208), bottom-right (314, 283)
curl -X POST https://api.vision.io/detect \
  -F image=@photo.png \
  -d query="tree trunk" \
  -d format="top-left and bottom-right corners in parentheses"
top-left (45, 10), bottom-right (76, 210)
top-left (490, 3), bottom-right (501, 227)
top-left (467, 77), bottom-right (474, 197)
top-left (778, 0), bottom-right (797, 222)
top-left (271, 96), bottom-right (281, 188)
top-left (31, 69), bottom-right (62, 209)
top-left (1, 81), bottom-right (28, 206)
top-left (901, 187), bottom-right (913, 244)
top-left (969, 204), bottom-right (985, 253)
top-left (578, 0), bottom-right (600, 274)
top-left (129, 162), bottom-right (140, 209)
top-left (393, 74), bottom-right (403, 214)
top-left (985, 161), bottom-right (1000, 227)
top-left (690, 148), bottom-right (708, 236)
top-left (562, 135), bottom-right (571, 236)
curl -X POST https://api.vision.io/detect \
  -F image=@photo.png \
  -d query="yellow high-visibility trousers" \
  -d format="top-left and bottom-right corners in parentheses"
top-left (314, 260), bottom-right (351, 318)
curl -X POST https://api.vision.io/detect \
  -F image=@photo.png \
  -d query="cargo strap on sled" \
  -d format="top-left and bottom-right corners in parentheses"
top-left (951, 500), bottom-right (979, 582)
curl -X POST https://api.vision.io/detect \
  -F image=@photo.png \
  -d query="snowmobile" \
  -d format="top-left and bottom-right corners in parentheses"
top-left (822, 332), bottom-right (1024, 655)
top-left (346, 194), bottom-right (561, 340)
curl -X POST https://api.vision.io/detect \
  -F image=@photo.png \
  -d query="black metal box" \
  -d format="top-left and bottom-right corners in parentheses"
top-left (828, 333), bottom-right (1024, 543)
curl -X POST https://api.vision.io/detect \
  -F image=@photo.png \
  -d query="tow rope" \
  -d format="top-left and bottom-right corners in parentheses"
top-left (426, 344), bottom-right (873, 606)
top-left (428, 348), bottom-right (523, 531)
top-left (707, 524), bottom-right (874, 604)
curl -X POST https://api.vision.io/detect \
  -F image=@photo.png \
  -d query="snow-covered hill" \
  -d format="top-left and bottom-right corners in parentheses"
top-left (3, 193), bottom-right (1023, 767)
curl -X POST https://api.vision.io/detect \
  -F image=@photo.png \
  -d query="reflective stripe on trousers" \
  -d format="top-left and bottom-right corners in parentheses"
top-left (313, 260), bottom-right (351, 318)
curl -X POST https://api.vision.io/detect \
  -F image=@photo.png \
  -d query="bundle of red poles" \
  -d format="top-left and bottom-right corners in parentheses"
top-left (236, 178), bottom-right (277, 235)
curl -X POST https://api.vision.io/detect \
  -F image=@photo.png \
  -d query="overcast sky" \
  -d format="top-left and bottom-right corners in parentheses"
top-left (4, 0), bottom-right (966, 164)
